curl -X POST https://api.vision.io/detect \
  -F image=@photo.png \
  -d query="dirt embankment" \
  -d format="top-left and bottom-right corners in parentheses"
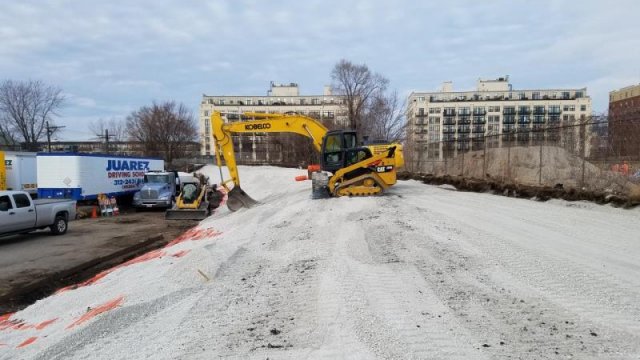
top-left (398, 172), bottom-right (640, 208)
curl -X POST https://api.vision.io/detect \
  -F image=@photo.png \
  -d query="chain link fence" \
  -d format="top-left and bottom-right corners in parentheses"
top-left (406, 120), bottom-right (640, 197)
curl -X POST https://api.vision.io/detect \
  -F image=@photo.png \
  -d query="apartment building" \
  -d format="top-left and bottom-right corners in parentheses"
top-left (609, 83), bottom-right (640, 157)
top-left (199, 82), bottom-right (348, 162)
top-left (407, 77), bottom-right (592, 158)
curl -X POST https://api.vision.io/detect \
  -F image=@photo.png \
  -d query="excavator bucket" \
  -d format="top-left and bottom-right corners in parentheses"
top-left (226, 186), bottom-right (258, 212)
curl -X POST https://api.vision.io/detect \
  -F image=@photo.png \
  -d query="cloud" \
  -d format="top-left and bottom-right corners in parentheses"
top-left (1, 0), bottom-right (639, 140)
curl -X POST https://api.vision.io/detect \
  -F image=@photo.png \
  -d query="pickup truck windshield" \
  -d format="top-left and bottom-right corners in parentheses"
top-left (145, 174), bottom-right (170, 184)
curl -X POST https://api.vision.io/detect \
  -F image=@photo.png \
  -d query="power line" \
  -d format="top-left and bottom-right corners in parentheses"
top-left (96, 129), bottom-right (115, 154)
top-left (46, 121), bottom-right (65, 153)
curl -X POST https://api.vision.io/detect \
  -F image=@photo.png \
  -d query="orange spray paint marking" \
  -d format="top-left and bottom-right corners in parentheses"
top-left (35, 318), bottom-right (58, 330)
top-left (121, 249), bottom-right (165, 266)
top-left (17, 336), bottom-right (37, 348)
top-left (166, 227), bottom-right (221, 247)
top-left (171, 250), bottom-right (191, 258)
top-left (56, 249), bottom-right (166, 294)
top-left (66, 296), bottom-right (124, 329)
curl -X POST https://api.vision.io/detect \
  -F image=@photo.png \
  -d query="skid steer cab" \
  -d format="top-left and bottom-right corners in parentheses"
top-left (211, 111), bottom-right (404, 211)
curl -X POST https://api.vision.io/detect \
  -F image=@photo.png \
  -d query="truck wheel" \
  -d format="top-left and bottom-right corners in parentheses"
top-left (50, 216), bottom-right (68, 235)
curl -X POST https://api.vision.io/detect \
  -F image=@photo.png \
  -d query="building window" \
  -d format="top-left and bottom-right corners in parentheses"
top-left (204, 110), bottom-right (209, 117)
top-left (580, 105), bottom-right (587, 111)
top-left (563, 105), bottom-right (575, 111)
top-left (429, 107), bottom-right (441, 114)
top-left (532, 92), bottom-right (540, 100)
top-left (562, 92), bottom-right (570, 99)
top-left (549, 105), bottom-right (561, 114)
top-left (458, 107), bottom-right (470, 115)
top-left (428, 116), bottom-right (440, 124)
top-left (518, 92), bottom-right (527, 100)
top-left (418, 108), bottom-right (425, 115)
top-left (418, 96), bottom-right (425, 101)
top-left (489, 106), bottom-right (501, 112)
top-left (575, 91), bottom-right (583, 98)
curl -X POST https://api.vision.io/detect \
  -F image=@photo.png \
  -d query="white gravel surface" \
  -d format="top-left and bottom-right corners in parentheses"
top-left (1, 165), bottom-right (640, 359)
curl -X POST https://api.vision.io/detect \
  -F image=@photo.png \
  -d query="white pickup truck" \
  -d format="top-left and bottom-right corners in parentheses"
top-left (0, 190), bottom-right (76, 237)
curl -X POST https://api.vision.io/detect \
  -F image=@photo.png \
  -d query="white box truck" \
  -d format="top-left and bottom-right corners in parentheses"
top-left (37, 153), bottom-right (164, 200)
top-left (3, 152), bottom-right (38, 196)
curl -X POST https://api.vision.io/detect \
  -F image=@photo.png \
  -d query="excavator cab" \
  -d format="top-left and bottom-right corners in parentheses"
top-left (321, 130), bottom-right (373, 173)
top-left (321, 130), bottom-right (375, 182)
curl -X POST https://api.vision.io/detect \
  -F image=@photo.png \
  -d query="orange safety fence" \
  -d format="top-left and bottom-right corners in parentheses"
top-left (66, 296), bottom-right (124, 329)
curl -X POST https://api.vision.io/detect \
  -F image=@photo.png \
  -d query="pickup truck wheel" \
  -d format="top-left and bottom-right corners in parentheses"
top-left (50, 216), bottom-right (68, 235)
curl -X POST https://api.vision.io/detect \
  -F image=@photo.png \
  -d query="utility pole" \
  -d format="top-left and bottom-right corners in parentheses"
top-left (97, 129), bottom-right (115, 154)
top-left (46, 121), bottom-right (65, 153)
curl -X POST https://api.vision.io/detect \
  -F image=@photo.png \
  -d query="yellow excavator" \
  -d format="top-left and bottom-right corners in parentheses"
top-left (211, 111), bottom-right (404, 211)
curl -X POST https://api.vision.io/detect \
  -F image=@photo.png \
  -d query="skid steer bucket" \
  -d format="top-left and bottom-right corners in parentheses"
top-left (165, 207), bottom-right (210, 221)
top-left (226, 186), bottom-right (258, 212)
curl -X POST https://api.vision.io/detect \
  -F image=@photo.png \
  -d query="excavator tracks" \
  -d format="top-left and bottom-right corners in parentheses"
top-left (333, 172), bottom-right (387, 197)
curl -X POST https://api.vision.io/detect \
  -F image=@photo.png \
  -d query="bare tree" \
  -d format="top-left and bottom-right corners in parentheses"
top-left (126, 101), bottom-right (197, 164)
top-left (331, 59), bottom-right (389, 132)
top-left (0, 80), bottom-right (65, 150)
top-left (363, 90), bottom-right (407, 143)
top-left (89, 118), bottom-right (126, 142)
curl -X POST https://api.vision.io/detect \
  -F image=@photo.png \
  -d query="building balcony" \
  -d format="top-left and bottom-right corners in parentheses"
top-left (458, 134), bottom-right (470, 140)
top-left (443, 117), bottom-right (456, 125)
top-left (458, 117), bottom-right (471, 125)
top-left (548, 109), bottom-right (562, 115)
top-left (457, 141), bottom-right (470, 150)
top-left (416, 113), bottom-right (427, 117)
top-left (503, 116), bottom-right (516, 124)
top-left (443, 110), bottom-right (456, 116)
top-left (472, 119), bottom-right (486, 125)
top-left (443, 127), bottom-right (456, 133)
top-left (471, 133), bottom-right (485, 139)
top-left (533, 109), bottom-right (546, 115)
top-left (472, 126), bottom-right (485, 133)
top-left (518, 110), bottom-right (531, 115)
top-left (458, 126), bottom-right (471, 133)
top-left (473, 110), bottom-right (487, 116)
top-left (503, 109), bottom-right (516, 115)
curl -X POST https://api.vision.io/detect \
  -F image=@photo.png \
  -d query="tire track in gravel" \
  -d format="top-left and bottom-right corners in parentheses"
top-left (306, 197), bottom-right (487, 359)
top-left (390, 185), bottom-right (640, 359)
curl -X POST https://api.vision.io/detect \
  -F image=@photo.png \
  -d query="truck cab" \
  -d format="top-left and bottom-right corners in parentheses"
top-left (0, 190), bottom-right (76, 237)
top-left (133, 171), bottom-right (178, 209)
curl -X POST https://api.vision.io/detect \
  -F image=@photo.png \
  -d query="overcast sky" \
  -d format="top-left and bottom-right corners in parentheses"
top-left (2, 0), bottom-right (639, 140)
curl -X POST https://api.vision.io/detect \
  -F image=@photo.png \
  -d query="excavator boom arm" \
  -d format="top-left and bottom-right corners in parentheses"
top-left (210, 111), bottom-right (329, 210)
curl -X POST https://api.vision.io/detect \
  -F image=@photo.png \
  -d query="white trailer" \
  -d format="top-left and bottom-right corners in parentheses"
top-left (4, 152), bottom-right (38, 196)
top-left (37, 153), bottom-right (164, 200)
